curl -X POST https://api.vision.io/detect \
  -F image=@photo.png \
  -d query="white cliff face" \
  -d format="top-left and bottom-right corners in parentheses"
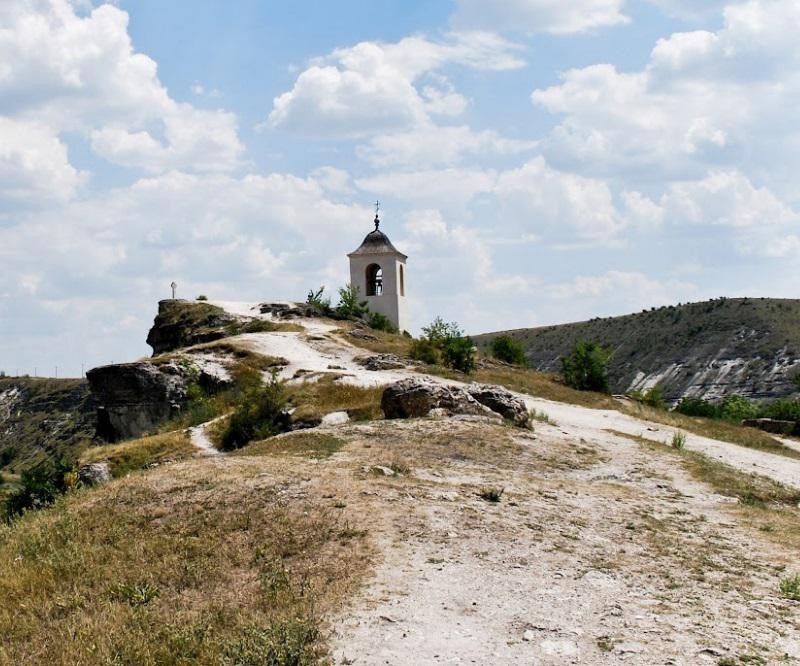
top-left (626, 348), bottom-right (800, 404)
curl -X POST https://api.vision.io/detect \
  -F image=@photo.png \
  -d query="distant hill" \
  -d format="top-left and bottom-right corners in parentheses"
top-left (0, 377), bottom-right (95, 472)
top-left (475, 297), bottom-right (800, 403)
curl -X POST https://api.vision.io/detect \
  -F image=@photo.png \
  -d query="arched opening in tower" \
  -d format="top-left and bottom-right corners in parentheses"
top-left (366, 263), bottom-right (383, 296)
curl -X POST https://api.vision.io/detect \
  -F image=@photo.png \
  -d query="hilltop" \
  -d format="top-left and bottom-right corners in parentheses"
top-left (1, 300), bottom-right (799, 664)
top-left (475, 297), bottom-right (800, 403)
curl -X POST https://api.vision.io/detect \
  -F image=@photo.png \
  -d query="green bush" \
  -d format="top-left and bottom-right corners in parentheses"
top-left (3, 460), bottom-right (74, 522)
top-left (490, 335), bottom-right (527, 366)
top-left (367, 311), bottom-right (397, 333)
top-left (762, 398), bottom-right (800, 421)
top-left (441, 335), bottom-right (476, 374)
top-left (629, 386), bottom-right (666, 409)
top-left (335, 284), bottom-right (368, 320)
top-left (421, 317), bottom-right (462, 346)
top-left (675, 397), bottom-right (719, 418)
top-left (417, 317), bottom-right (475, 373)
top-left (719, 395), bottom-right (759, 421)
top-left (196, 295), bottom-right (208, 301)
top-left (409, 338), bottom-right (440, 365)
top-left (560, 340), bottom-right (612, 393)
top-left (219, 373), bottom-right (290, 451)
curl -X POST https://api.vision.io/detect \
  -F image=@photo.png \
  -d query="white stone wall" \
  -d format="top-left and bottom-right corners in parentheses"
top-left (349, 253), bottom-right (408, 332)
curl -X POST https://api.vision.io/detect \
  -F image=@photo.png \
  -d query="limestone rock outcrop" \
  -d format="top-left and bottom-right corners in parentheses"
top-left (146, 299), bottom-right (236, 355)
top-left (87, 359), bottom-right (229, 442)
top-left (381, 378), bottom-right (530, 427)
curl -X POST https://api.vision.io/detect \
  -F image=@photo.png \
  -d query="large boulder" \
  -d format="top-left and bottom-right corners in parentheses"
top-left (465, 383), bottom-right (530, 428)
top-left (381, 378), bottom-right (530, 427)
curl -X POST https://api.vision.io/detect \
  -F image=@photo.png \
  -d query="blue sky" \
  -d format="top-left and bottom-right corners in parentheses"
top-left (1, 0), bottom-right (799, 377)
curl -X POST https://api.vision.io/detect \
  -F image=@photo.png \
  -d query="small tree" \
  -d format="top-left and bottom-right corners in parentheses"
top-left (417, 317), bottom-right (476, 373)
top-left (306, 286), bottom-right (332, 314)
top-left (490, 335), bottom-right (527, 366)
top-left (335, 284), bottom-right (368, 320)
top-left (560, 340), bottom-right (612, 392)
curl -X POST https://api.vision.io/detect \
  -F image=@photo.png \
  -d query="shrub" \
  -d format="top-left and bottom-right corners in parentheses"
top-left (671, 432), bottom-right (686, 450)
top-left (629, 386), bottom-right (665, 409)
top-left (560, 340), bottom-right (612, 393)
top-left (719, 395), bottom-right (759, 422)
top-left (675, 397), bottom-right (719, 418)
top-left (490, 335), bottom-right (527, 366)
top-left (780, 573), bottom-right (800, 601)
top-left (3, 460), bottom-right (74, 522)
top-left (421, 317), bottom-right (462, 346)
top-left (196, 295), bottom-right (208, 301)
top-left (367, 311), bottom-right (396, 333)
top-left (441, 335), bottom-right (476, 374)
top-left (762, 398), bottom-right (800, 422)
top-left (335, 284), bottom-right (368, 320)
top-left (409, 338), bottom-right (440, 365)
top-left (219, 373), bottom-right (290, 451)
top-left (417, 317), bottom-right (476, 373)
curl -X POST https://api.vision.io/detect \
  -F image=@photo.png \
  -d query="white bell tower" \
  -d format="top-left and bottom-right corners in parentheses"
top-left (347, 205), bottom-right (408, 333)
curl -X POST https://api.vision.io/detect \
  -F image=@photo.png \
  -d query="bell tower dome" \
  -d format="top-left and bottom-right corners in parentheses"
top-left (347, 205), bottom-right (408, 333)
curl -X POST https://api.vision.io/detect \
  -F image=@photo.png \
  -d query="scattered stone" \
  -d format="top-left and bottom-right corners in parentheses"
top-left (522, 630), bottom-right (536, 642)
top-left (321, 411), bottom-right (350, 425)
top-left (78, 461), bottom-right (111, 486)
top-left (358, 354), bottom-right (406, 371)
top-left (348, 328), bottom-right (378, 341)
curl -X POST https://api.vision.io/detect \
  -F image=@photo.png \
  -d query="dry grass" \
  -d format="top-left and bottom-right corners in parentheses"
top-left (288, 375), bottom-right (383, 423)
top-left (621, 401), bottom-right (800, 460)
top-left (0, 458), bottom-right (372, 665)
top-left (80, 431), bottom-right (196, 478)
top-left (333, 322), bottom-right (412, 356)
top-left (234, 431), bottom-right (345, 459)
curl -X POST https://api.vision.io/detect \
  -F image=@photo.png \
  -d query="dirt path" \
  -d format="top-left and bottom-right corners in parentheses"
top-left (188, 416), bottom-right (225, 456)
top-left (326, 421), bottom-right (800, 665)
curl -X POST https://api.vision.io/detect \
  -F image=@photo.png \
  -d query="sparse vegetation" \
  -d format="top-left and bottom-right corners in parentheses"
top-left (287, 374), bottom-right (383, 423)
top-left (196, 294), bottom-right (208, 301)
top-left (560, 340), bottom-right (611, 393)
top-left (629, 385), bottom-right (666, 409)
top-left (219, 372), bottom-right (290, 450)
top-left (779, 573), bottom-right (800, 601)
top-left (80, 431), bottom-right (195, 478)
top-left (671, 431), bottom-right (686, 449)
top-left (530, 409), bottom-right (557, 426)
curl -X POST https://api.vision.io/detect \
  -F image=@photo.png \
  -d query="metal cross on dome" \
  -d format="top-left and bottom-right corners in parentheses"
top-left (374, 200), bottom-right (380, 230)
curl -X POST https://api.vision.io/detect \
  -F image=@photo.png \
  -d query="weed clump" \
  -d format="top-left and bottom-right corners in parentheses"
top-left (780, 573), bottom-right (800, 601)
top-left (671, 432), bottom-right (686, 450)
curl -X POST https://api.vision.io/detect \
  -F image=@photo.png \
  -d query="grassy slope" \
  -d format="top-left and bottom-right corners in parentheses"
top-left (0, 377), bottom-right (95, 473)
top-left (473, 297), bottom-right (800, 399)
